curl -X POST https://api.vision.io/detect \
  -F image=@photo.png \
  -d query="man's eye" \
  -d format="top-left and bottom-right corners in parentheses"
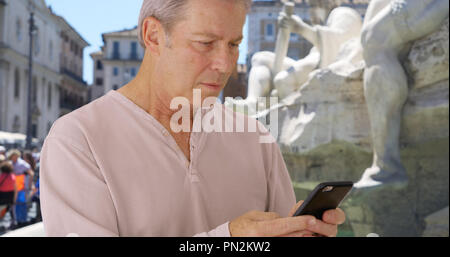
top-left (198, 41), bottom-right (213, 46)
top-left (229, 43), bottom-right (240, 48)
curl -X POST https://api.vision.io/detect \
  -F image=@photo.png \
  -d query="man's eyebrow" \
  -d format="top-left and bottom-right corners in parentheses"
top-left (192, 32), bottom-right (222, 39)
top-left (192, 32), bottom-right (243, 42)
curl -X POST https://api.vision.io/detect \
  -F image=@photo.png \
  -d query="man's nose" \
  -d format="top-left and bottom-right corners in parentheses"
top-left (210, 46), bottom-right (236, 74)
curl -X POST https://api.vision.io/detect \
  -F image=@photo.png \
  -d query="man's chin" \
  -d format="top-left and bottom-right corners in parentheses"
top-left (195, 87), bottom-right (222, 98)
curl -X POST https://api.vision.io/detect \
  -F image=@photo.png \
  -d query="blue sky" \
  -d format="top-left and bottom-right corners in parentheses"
top-left (45, 0), bottom-right (249, 85)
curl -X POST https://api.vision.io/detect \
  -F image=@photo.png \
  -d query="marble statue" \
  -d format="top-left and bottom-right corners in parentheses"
top-left (225, 2), bottom-right (363, 114)
top-left (354, 0), bottom-right (449, 189)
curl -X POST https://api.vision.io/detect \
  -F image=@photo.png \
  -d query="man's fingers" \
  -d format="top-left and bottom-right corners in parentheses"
top-left (257, 215), bottom-right (316, 237)
top-left (322, 208), bottom-right (346, 225)
top-left (288, 200), bottom-right (304, 217)
top-left (307, 219), bottom-right (338, 237)
top-left (247, 211), bottom-right (281, 221)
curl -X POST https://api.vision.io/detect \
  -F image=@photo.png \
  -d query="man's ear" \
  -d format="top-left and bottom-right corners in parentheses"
top-left (142, 17), bottom-right (163, 54)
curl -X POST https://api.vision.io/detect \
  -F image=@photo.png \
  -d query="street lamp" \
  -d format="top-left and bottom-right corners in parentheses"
top-left (25, 1), bottom-right (38, 150)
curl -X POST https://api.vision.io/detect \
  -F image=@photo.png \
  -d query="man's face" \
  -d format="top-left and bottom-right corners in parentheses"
top-left (155, 0), bottom-right (246, 105)
top-left (9, 154), bottom-right (18, 163)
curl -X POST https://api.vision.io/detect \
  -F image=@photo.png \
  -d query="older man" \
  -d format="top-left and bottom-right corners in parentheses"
top-left (40, 0), bottom-right (345, 237)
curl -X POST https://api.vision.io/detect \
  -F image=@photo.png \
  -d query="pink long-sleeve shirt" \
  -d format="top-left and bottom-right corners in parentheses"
top-left (40, 90), bottom-right (296, 237)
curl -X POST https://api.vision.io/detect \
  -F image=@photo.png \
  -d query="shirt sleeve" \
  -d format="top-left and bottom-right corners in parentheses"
top-left (193, 221), bottom-right (231, 237)
top-left (40, 136), bottom-right (119, 237)
top-left (23, 160), bottom-right (31, 171)
top-left (20, 162), bottom-right (31, 174)
top-left (266, 140), bottom-right (297, 218)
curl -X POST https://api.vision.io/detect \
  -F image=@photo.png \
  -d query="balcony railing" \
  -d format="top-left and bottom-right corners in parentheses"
top-left (108, 52), bottom-right (142, 61)
top-left (60, 97), bottom-right (84, 111)
top-left (61, 68), bottom-right (87, 85)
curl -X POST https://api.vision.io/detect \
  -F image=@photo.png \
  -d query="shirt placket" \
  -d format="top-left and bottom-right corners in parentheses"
top-left (160, 127), bottom-right (201, 183)
top-left (187, 106), bottom-right (210, 183)
top-left (189, 133), bottom-right (200, 183)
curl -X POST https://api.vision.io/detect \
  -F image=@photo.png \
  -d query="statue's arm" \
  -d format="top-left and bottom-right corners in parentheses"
top-left (278, 12), bottom-right (320, 47)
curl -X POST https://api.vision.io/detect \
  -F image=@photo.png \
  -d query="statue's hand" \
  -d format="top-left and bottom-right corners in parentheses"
top-left (278, 13), bottom-right (304, 33)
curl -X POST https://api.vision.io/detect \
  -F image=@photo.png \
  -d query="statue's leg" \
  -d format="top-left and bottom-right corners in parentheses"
top-left (247, 52), bottom-right (276, 100)
top-left (356, 0), bottom-right (449, 189)
top-left (226, 52), bottom-right (276, 114)
top-left (273, 50), bottom-right (320, 99)
top-left (356, 8), bottom-right (409, 188)
top-left (358, 49), bottom-right (409, 188)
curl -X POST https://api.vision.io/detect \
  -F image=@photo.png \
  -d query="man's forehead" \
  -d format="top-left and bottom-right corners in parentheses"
top-left (182, 0), bottom-right (246, 25)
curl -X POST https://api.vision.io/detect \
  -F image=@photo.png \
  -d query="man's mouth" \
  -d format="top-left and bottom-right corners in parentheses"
top-left (200, 83), bottom-right (221, 91)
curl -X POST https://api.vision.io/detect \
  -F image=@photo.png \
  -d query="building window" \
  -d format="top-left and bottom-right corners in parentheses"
top-left (42, 78), bottom-right (46, 101)
top-left (96, 60), bottom-right (103, 70)
top-left (16, 19), bottom-right (22, 42)
top-left (49, 41), bottom-right (53, 60)
top-left (113, 41), bottom-right (120, 59)
top-left (113, 67), bottom-right (119, 76)
top-left (265, 23), bottom-right (274, 40)
top-left (290, 34), bottom-right (299, 41)
top-left (14, 68), bottom-right (20, 99)
top-left (48, 83), bottom-right (52, 108)
top-left (96, 78), bottom-right (103, 86)
top-left (130, 42), bottom-right (138, 60)
top-left (131, 67), bottom-right (137, 77)
top-left (34, 31), bottom-right (40, 56)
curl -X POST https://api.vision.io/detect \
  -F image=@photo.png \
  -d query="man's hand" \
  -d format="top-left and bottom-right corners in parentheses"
top-left (229, 210), bottom-right (317, 237)
top-left (287, 200), bottom-right (347, 237)
top-left (229, 201), bottom-right (346, 237)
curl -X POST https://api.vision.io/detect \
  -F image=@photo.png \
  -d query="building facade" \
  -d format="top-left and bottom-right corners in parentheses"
top-left (0, 0), bottom-right (88, 145)
top-left (90, 27), bottom-right (144, 101)
top-left (54, 14), bottom-right (89, 117)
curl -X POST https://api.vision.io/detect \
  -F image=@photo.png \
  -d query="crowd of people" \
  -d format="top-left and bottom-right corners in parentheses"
top-left (0, 145), bottom-right (41, 234)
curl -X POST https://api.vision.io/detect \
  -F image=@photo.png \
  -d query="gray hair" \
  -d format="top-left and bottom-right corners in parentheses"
top-left (137, 0), bottom-right (252, 48)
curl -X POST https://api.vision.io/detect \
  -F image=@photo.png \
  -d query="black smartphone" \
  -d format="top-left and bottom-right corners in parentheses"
top-left (293, 181), bottom-right (354, 219)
